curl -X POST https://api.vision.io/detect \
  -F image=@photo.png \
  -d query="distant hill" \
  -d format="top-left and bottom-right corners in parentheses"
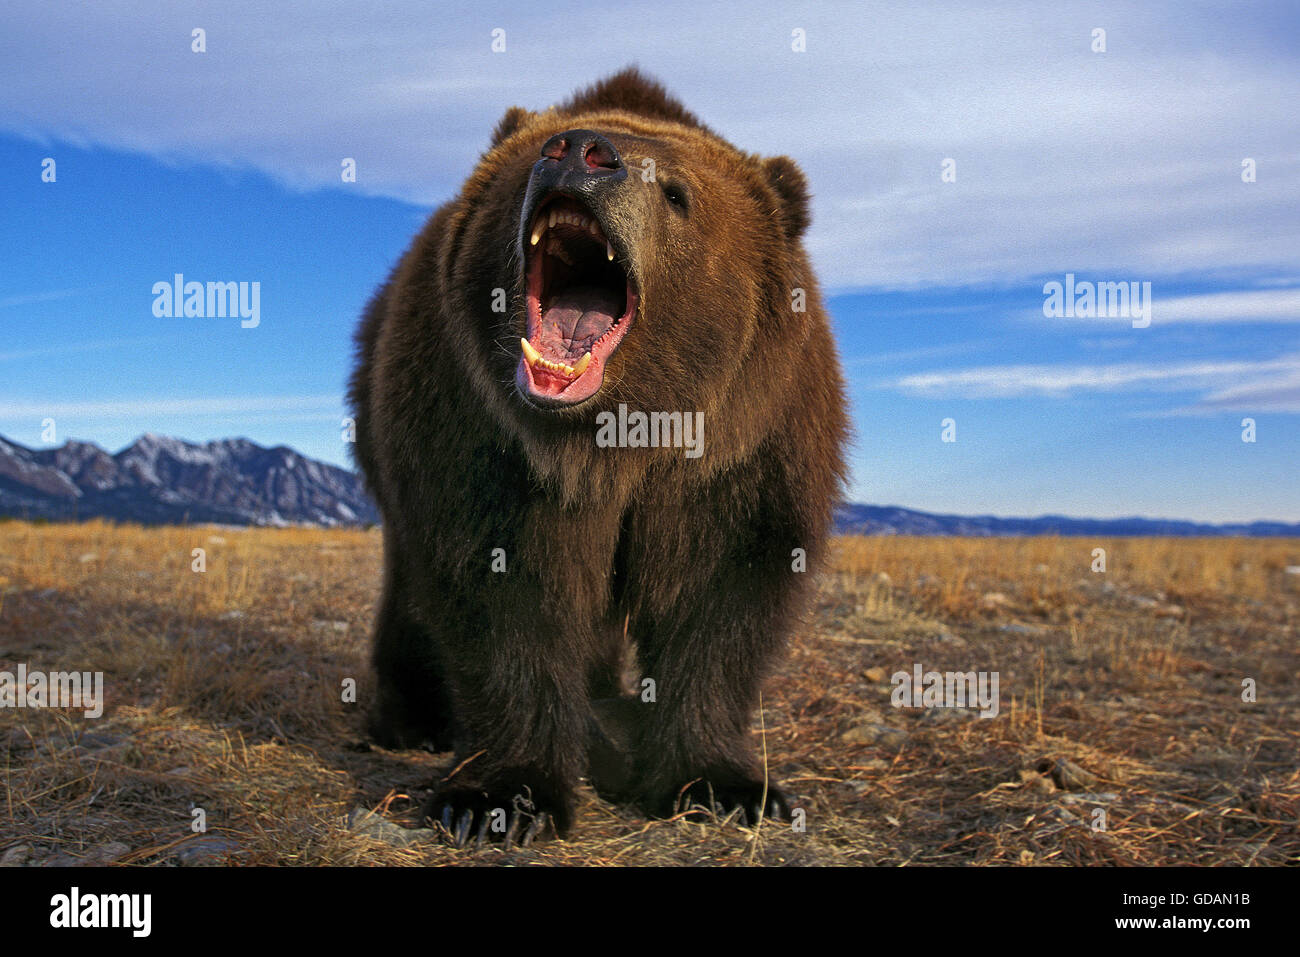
top-left (833, 503), bottom-right (1300, 537)
top-left (2, 432), bottom-right (1294, 534)
top-left (0, 433), bottom-right (379, 527)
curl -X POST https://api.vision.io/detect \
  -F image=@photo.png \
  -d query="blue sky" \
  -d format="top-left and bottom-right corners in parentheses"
top-left (1, 1), bottom-right (1298, 521)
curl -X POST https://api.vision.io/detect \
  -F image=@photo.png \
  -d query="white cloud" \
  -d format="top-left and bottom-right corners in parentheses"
top-left (1, 1), bottom-right (1297, 288)
top-left (1026, 286), bottom-right (1300, 324)
top-left (895, 355), bottom-right (1300, 404)
top-left (1155, 288), bottom-right (1300, 323)
top-left (0, 395), bottom-right (342, 418)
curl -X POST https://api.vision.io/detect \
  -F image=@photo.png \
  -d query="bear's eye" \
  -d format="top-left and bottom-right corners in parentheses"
top-left (662, 182), bottom-right (690, 213)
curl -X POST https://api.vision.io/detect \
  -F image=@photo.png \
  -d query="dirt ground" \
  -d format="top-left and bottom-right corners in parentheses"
top-left (1, 521), bottom-right (1295, 866)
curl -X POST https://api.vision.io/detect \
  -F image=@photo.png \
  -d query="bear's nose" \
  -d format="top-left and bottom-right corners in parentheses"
top-left (540, 129), bottom-right (624, 172)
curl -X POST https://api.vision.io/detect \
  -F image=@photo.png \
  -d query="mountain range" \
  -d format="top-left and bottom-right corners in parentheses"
top-left (0, 432), bottom-right (378, 527)
top-left (1, 432), bottom-right (1296, 535)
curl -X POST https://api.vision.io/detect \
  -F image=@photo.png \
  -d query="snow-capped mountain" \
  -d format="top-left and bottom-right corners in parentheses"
top-left (0, 432), bottom-right (379, 527)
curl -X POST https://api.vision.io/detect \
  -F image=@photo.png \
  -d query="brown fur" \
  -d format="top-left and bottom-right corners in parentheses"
top-left (348, 68), bottom-right (848, 839)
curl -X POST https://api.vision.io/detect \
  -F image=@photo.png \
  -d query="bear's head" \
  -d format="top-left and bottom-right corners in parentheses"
top-left (436, 68), bottom-right (816, 428)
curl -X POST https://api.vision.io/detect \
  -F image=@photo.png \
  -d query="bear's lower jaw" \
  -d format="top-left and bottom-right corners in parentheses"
top-left (518, 196), bottom-right (637, 407)
top-left (515, 290), bottom-right (637, 408)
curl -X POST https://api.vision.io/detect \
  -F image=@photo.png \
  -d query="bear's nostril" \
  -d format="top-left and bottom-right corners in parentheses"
top-left (541, 133), bottom-right (570, 161)
top-left (541, 129), bottom-right (623, 173)
top-left (583, 142), bottom-right (619, 170)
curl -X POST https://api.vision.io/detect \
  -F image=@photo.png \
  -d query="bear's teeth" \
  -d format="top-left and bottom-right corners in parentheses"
top-left (520, 338), bottom-right (587, 378)
top-left (607, 241), bottom-right (615, 261)
top-left (530, 221), bottom-right (545, 246)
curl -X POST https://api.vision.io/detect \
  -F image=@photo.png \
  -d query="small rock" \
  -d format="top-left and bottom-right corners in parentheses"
top-left (175, 836), bottom-right (239, 866)
top-left (1058, 791), bottom-right (1119, 806)
top-left (310, 619), bottom-right (350, 634)
top-left (1048, 757), bottom-right (1100, 791)
top-left (980, 591), bottom-right (1013, 610)
top-left (347, 807), bottom-right (432, 847)
top-left (1049, 806), bottom-right (1084, 827)
top-left (96, 842), bottom-right (131, 863)
top-left (218, 610), bottom-right (245, 621)
top-left (77, 552), bottom-right (99, 564)
top-left (872, 572), bottom-right (892, 585)
top-left (862, 666), bottom-right (888, 683)
top-left (1, 844), bottom-right (32, 867)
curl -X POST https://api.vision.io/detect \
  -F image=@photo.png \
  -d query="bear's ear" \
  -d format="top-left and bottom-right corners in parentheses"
top-left (490, 106), bottom-right (535, 148)
top-left (561, 67), bottom-right (705, 128)
top-left (762, 156), bottom-right (811, 240)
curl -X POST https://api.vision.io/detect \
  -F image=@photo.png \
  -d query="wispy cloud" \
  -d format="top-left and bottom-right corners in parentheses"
top-left (1156, 288), bottom-right (1300, 323)
top-left (0, 335), bottom-right (170, 362)
top-left (0, 288), bottom-right (83, 310)
top-left (894, 355), bottom-right (1300, 402)
top-left (1192, 369), bottom-right (1300, 413)
top-left (2, 1), bottom-right (1297, 288)
top-left (1035, 287), bottom-right (1300, 324)
top-left (0, 395), bottom-right (343, 418)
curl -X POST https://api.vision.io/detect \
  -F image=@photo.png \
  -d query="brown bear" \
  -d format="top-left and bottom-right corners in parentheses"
top-left (348, 68), bottom-right (847, 844)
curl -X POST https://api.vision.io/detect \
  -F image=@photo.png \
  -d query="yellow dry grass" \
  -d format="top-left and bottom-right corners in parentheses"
top-left (1, 520), bottom-right (1296, 866)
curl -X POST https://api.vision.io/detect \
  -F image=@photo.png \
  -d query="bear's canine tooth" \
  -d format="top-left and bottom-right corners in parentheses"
top-left (571, 352), bottom-right (592, 375)
top-left (607, 241), bottom-right (615, 261)
top-left (530, 220), bottom-right (545, 246)
top-left (520, 338), bottom-right (541, 365)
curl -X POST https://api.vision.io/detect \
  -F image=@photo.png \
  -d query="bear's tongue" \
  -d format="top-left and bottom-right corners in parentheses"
top-left (536, 284), bottom-right (620, 362)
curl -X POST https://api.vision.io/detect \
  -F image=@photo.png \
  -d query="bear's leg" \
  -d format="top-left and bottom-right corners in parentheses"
top-left (625, 508), bottom-right (803, 824)
top-left (420, 597), bottom-right (592, 844)
top-left (367, 539), bottom-right (456, 751)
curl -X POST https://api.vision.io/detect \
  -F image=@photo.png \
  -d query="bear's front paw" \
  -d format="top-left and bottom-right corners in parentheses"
top-left (653, 774), bottom-right (793, 825)
top-left (422, 776), bottom-right (574, 848)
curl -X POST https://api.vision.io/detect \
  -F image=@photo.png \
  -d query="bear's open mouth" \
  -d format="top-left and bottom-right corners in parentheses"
top-left (517, 196), bottom-right (637, 407)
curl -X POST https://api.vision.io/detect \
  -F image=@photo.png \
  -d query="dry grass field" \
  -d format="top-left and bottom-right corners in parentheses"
top-left (1, 520), bottom-right (1296, 866)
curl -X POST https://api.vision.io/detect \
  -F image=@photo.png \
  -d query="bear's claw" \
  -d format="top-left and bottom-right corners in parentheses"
top-left (664, 778), bottom-right (794, 826)
top-left (425, 784), bottom-right (565, 848)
